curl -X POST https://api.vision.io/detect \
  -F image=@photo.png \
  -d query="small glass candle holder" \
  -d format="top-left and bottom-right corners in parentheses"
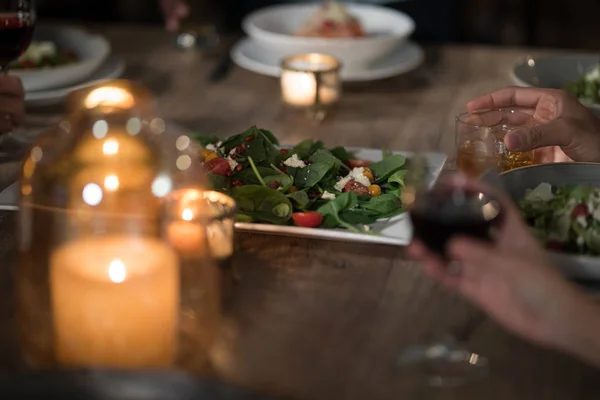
top-left (280, 53), bottom-right (342, 121)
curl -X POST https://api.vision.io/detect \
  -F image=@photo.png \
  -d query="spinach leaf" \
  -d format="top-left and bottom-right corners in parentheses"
top-left (329, 146), bottom-right (355, 163)
top-left (235, 167), bottom-right (279, 185)
top-left (190, 132), bottom-right (219, 147)
top-left (287, 190), bottom-right (311, 209)
top-left (339, 209), bottom-right (380, 225)
top-left (370, 154), bottom-right (407, 183)
top-left (259, 128), bottom-right (279, 145)
top-left (231, 185), bottom-right (293, 225)
top-left (293, 139), bottom-right (325, 159)
top-left (264, 175), bottom-right (294, 192)
top-left (309, 149), bottom-right (342, 169)
top-left (387, 169), bottom-right (407, 198)
top-left (317, 192), bottom-right (361, 231)
top-left (208, 173), bottom-right (230, 193)
top-left (360, 194), bottom-right (402, 215)
top-left (294, 161), bottom-right (335, 189)
top-left (220, 126), bottom-right (280, 166)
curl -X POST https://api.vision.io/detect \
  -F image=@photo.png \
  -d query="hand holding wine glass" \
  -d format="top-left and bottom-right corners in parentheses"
top-left (408, 174), bottom-right (600, 368)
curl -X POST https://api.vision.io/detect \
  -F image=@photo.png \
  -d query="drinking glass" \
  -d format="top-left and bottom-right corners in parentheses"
top-left (398, 155), bottom-right (503, 387)
top-left (175, 0), bottom-right (222, 52)
top-left (456, 108), bottom-right (535, 178)
top-left (0, 0), bottom-right (35, 160)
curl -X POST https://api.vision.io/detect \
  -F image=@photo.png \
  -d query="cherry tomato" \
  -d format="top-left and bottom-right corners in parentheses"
top-left (292, 212), bottom-right (324, 228)
top-left (343, 180), bottom-right (369, 195)
top-left (572, 204), bottom-right (589, 218)
top-left (204, 157), bottom-right (230, 176)
top-left (347, 159), bottom-right (372, 169)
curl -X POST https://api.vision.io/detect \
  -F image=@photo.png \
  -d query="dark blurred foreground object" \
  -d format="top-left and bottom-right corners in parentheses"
top-left (0, 369), bottom-right (274, 399)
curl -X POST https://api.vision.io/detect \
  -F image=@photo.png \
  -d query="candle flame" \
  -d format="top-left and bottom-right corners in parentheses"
top-left (102, 139), bottom-right (119, 155)
top-left (108, 259), bottom-right (127, 283)
top-left (85, 87), bottom-right (135, 109)
top-left (181, 208), bottom-right (194, 221)
top-left (104, 174), bottom-right (120, 191)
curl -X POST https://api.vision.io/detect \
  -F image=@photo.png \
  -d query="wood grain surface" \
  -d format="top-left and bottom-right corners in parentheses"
top-left (0, 25), bottom-right (598, 400)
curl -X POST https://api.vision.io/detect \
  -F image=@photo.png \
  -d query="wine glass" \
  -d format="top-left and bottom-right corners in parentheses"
top-left (0, 0), bottom-right (35, 161)
top-left (398, 155), bottom-right (503, 387)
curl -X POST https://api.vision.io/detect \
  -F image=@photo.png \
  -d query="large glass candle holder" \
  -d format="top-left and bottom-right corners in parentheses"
top-left (16, 80), bottom-right (220, 374)
top-left (280, 53), bottom-right (341, 120)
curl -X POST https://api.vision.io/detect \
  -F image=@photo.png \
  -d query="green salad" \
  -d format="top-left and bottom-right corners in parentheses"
top-left (564, 65), bottom-right (600, 104)
top-left (519, 183), bottom-right (600, 255)
top-left (191, 126), bottom-right (408, 232)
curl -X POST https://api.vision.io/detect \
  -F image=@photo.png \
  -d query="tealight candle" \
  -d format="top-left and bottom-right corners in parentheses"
top-left (280, 53), bottom-right (341, 109)
top-left (166, 189), bottom-right (236, 261)
top-left (51, 235), bottom-right (179, 368)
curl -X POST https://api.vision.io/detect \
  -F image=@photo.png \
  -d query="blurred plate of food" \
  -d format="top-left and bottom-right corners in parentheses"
top-left (25, 56), bottom-right (125, 107)
top-left (510, 54), bottom-right (600, 114)
top-left (231, 37), bottom-right (423, 81)
top-left (11, 25), bottom-right (111, 92)
top-left (483, 162), bottom-right (600, 281)
top-left (242, 1), bottom-right (415, 71)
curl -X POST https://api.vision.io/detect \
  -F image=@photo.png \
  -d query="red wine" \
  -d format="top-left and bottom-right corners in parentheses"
top-left (409, 187), bottom-right (502, 256)
top-left (0, 13), bottom-right (34, 67)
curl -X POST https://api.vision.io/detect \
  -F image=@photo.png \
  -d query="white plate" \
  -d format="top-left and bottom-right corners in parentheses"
top-left (0, 148), bottom-right (446, 247)
top-left (231, 37), bottom-right (424, 82)
top-left (235, 148), bottom-right (446, 246)
top-left (12, 26), bottom-right (111, 92)
top-left (25, 57), bottom-right (125, 107)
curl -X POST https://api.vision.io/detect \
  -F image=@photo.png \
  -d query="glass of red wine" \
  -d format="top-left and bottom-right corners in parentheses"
top-left (0, 0), bottom-right (35, 160)
top-left (398, 156), bottom-right (503, 387)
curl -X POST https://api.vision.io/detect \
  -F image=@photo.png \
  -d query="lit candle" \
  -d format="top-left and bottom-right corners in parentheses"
top-left (281, 53), bottom-right (341, 108)
top-left (166, 189), bottom-right (235, 260)
top-left (167, 207), bottom-right (206, 255)
top-left (51, 235), bottom-right (179, 368)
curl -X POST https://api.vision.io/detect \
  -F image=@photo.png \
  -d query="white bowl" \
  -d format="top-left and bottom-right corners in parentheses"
top-left (11, 25), bottom-right (111, 92)
top-left (242, 3), bottom-right (415, 70)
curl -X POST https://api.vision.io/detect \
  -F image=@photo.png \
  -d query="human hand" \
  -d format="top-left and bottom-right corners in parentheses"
top-left (407, 174), bottom-right (596, 351)
top-left (0, 75), bottom-right (24, 134)
top-left (467, 87), bottom-right (600, 163)
top-left (159, 0), bottom-right (189, 32)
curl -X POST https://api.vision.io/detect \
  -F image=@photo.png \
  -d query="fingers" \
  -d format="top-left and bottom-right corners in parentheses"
top-left (0, 76), bottom-right (25, 132)
top-left (161, 0), bottom-right (189, 32)
top-left (504, 119), bottom-right (570, 152)
top-left (466, 86), bottom-right (551, 111)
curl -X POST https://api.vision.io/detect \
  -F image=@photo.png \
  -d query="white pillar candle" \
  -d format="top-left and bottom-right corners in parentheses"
top-left (51, 235), bottom-right (179, 368)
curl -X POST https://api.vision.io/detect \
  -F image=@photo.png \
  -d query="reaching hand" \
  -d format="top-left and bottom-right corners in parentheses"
top-left (467, 87), bottom-right (600, 163)
top-left (159, 0), bottom-right (189, 32)
top-left (407, 174), bottom-right (598, 353)
top-left (0, 75), bottom-right (24, 134)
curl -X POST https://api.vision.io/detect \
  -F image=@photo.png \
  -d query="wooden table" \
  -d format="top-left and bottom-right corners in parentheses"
top-left (1, 26), bottom-right (599, 399)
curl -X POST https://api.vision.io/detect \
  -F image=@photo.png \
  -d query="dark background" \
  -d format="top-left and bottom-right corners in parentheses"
top-left (37, 0), bottom-right (600, 49)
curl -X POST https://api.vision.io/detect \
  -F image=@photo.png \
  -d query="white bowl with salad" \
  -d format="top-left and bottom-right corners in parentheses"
top-left (11, 25), bottom-right (111, 92)
top-left (490, 163), bottom-right (600, 280)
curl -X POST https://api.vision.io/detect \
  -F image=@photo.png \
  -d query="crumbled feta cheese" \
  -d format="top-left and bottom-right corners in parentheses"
top-left (229, 147), bottom-right (237, 155)
top-left (284, 154), bottom-right (306, 168)
top-left (226, 156), bottom-right (238, 171)
top-left (204, 143), bottom-right (217, 152)
top-left (593, 207), bottom-right (600, 221)
top-left (576, 215), bottom-right (588, 228)
top-left (334, 167), bottom-right (371, 191)
top-left (322, 190), bottom-right (336, 200)
top-left (216, 141), bottom-right (222, 147)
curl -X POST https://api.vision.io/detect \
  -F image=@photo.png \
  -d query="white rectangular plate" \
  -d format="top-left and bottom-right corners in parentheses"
top-left (235, 148), bottom-right (447, 246)
top-left (0, 149), bottom-right (447, 246)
